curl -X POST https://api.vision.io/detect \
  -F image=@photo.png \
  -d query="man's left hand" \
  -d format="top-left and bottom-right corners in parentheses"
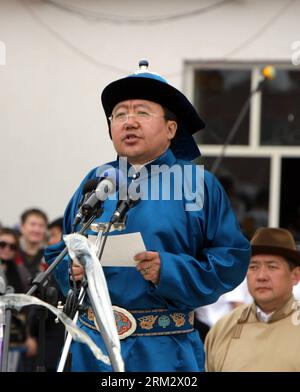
top-left (135, 251), bottom-right (161, 285)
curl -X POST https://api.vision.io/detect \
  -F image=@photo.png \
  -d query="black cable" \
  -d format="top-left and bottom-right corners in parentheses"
top-left (211, 80), bottom-right (265, 175)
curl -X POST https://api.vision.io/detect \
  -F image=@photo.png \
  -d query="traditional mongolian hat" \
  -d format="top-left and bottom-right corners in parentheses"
top-left (251, 227), bottom-right (300, 265)
top-left (101, 60), bottom-right (205, 161)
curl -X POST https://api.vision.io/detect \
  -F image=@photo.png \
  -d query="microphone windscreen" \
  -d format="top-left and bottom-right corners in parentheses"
top-left (98, 167), bottom-right (126, 192)
top-left (82, 179), bottom-right (99, 195)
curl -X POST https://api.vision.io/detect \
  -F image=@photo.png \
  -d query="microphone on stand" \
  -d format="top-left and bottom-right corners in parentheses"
top-left (110, 197), bottom-right (139, 224)
top-left (110, 172), bottom-right (141, 224)
top-left (72, 168), bottom-right (123, 229)
top-left (110, 170), bottom-right (143, 224)
top-left (72, 179), bottom-right (100, 230)
top-left (81, 168), bottom-right (123, 215)
top-left (82, 179), bottom-right (99, 194)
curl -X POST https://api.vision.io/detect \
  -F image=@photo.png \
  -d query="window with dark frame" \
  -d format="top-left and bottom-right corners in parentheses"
top-left (261, 70), bottom-right (300, 146)
top-left (194, 69), bottom-right (251, 146)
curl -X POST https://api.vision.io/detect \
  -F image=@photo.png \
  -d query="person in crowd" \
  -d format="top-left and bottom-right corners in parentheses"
top-left (47, 217), bottom-right (63, 246)
top-left (0, 228), bottom-right (36, 370)
top-left (205, 227), bottom-right (300, 372)
top-left (15, 208), bottom-right (48, 370)
top-left (24, 215), bottom-right (65, 372)
top-left (16, 208), bottom-right (48, 284)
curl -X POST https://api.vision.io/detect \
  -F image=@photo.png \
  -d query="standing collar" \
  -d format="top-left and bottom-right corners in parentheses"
top-left (256, 307), bottom-right (274, 323)
top-left (143, 148), bottom-right (177, 168)
top-left (251, 296), bottom-right (296, 323)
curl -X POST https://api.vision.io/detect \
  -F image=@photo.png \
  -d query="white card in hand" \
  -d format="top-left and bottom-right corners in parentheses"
top-left (88, 232), bottom-right (146, 267)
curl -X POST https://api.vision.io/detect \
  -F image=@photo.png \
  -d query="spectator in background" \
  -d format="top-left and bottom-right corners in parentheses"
top-left (0, 228), bottom-right (27, 293)
top-left (15, 208), bottom-right (48, 370)
top-left (47, 217), bottom-right (63, 246)
top-left (205, 227), bottom-right (300, 372)
top-left (0, 228), bottom-right (36, 370)
top-left (16, 208), bottom-right (48, 286)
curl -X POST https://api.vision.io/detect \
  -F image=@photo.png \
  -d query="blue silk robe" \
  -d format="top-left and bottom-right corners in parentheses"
top-left (45, 149), bottom-right (251, 372)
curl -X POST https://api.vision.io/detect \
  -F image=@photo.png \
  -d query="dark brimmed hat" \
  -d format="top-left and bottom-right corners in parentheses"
top-left (101, 60), bottom-right (205, 161)
top-left (251, 227), bottom-right (300, 265)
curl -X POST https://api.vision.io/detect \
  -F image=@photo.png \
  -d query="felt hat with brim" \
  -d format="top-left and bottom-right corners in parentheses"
top-left (251, 227), bottom-right (300, 266)
top-left (101, 62), bottom-right (205, 161)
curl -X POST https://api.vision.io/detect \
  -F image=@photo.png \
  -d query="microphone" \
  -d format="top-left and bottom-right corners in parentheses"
top-left (72, 178), bottom-right (101, 229)
top-left (72, 168), bottom-right (124, 229)
top-left (81, 168), bottom-right (122, 216)
top-left (82, 178), bottom-right (99, 195)
top-left (110, 195), bottom-right (139, 224)
top-left (95, 176), bottom-right (117, 201)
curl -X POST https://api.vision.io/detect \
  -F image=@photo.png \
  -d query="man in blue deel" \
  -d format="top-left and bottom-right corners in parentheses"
top-left (45, 60), bottom-right (251, 372)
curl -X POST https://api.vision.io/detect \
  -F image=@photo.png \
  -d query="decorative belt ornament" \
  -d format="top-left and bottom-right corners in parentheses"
top-left (87, 306), bottom-right (137, 340)
top-left (81, 307), bottom-right (194, 339)
top-left (112, 306), bottom-right (137, 340)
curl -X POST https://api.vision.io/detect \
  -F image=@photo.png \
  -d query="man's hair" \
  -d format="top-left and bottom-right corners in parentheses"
top-left (21, 208), bottom-right (48, 225)
top-left (163, 107), bottom-right (179, 150)
top-left (0, 227), bottom-right (20, 247)
top-left (48, 217), bottom-right (63, 231)
top-left (285, 258), bottom-right (300, 271)
top-left (163, 107), bottom-right (178, 123)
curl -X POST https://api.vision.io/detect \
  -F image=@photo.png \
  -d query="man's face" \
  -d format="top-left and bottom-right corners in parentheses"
top-left (47, 226), bottom-right (62, 246)
top-left (247, 254), bottom-right (300, 312)
top-left (0, 234), bottom-right (17, 261)
top-left (21, 214), bottom-right (47, 245)
top-left (110, 99), bottom-right (177, 165)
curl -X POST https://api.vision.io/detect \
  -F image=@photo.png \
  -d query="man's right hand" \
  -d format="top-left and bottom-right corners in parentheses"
top-left (71, 264), bottom-right (85, 281)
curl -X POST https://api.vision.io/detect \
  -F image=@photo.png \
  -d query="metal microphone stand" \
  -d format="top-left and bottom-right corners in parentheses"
top-left (27, 214), bottom-right (99, 297)
top-left (56, 282), bottom-right (87, 372)
top-left (34, 283), bottom-right (59, 372)
top-left (29, 213), bottom-right (101, 372)
top-left (57, 198), bottom-right (137, 372)
top-left (0, 211), bottom-right (101, 373)
top-left (56, 220), bottom-right (113, 372)
top-left (0, 285), bottom-right (14, 372)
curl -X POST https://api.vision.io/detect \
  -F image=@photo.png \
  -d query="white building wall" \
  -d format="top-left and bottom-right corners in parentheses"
top-left (0, 0), bottom-right (299, 225)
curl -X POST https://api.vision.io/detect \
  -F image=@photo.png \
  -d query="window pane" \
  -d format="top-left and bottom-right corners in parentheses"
top-left (194, 69), bottom-right (251, 145)
top-left (280, 158), bottom-right (300, 244)
top-left (199, 156), bottom-right (270, 239)
top-left (261, 70), bottom-right (300, 145)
